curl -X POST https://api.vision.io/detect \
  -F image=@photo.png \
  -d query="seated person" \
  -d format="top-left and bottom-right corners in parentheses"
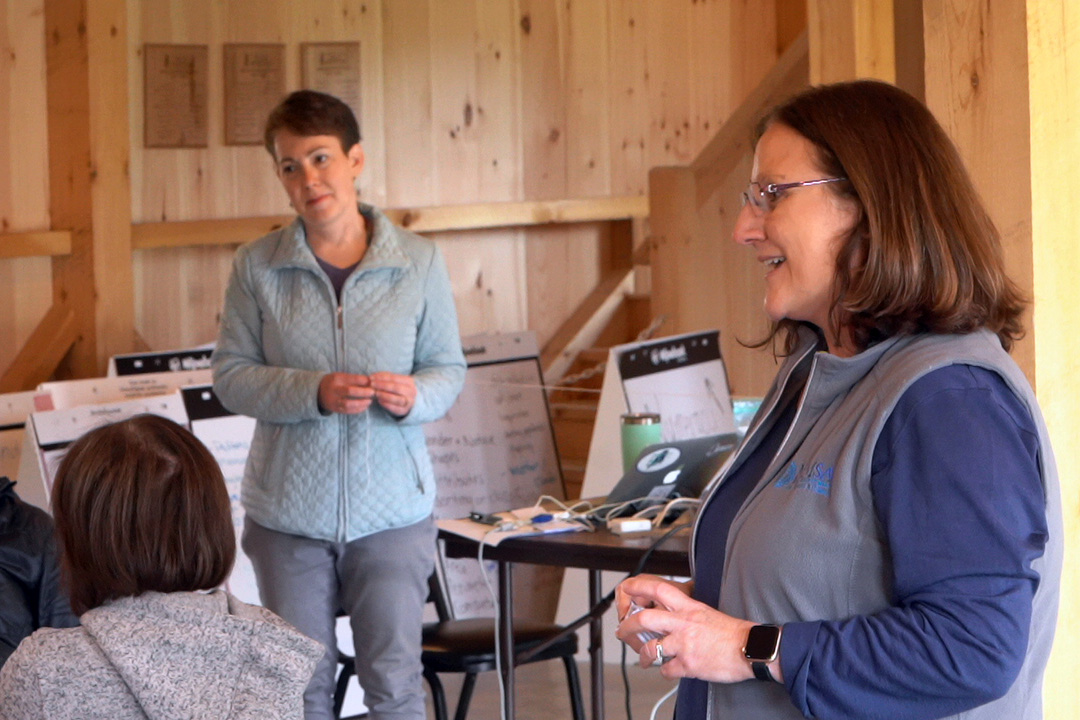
top-left (0, 475), bottom-right (79, 668)
top-left (0, 415), bottom-right (324, 719)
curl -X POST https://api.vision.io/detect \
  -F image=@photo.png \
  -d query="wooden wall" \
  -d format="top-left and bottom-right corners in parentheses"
top-left (118, 0), bottom-right (778, 355)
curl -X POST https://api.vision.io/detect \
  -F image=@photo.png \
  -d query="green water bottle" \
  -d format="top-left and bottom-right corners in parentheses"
top-left (620, 412), bottom-right (662, 473)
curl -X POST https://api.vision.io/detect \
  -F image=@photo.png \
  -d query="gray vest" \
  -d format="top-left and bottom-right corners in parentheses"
top-left (692, 329), bottom-right (1062, 720)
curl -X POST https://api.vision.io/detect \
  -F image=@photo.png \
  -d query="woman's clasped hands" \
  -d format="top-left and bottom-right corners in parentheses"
top-left (615, 574), bottom-right (776, 684)
top-left (319, 371), bottom-right (417, 417)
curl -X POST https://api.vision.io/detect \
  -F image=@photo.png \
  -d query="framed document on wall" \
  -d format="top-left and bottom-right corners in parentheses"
top-left (223, 43), bottom-right (285, 145)
top-left (301, 42), bottom-right (361, 132)
top-left (143, 44), bottom-right (208, 148)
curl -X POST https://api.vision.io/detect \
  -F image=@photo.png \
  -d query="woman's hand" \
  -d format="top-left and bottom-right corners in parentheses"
top-left (369, 371), bottom-right (417, 417)
top-left (319, 373), bottom-right (374, 414)
top-left (615, 574), bottom-right (692, 652)
top-left (614, 574), bottom-right (776, 684)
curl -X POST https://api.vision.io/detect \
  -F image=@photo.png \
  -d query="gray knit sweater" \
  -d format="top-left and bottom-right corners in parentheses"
top-left (0, 590), bottom-right (323, 719)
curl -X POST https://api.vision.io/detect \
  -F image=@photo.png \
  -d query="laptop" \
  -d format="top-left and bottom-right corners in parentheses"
top-left (604, 433), bottom-right (738, 509)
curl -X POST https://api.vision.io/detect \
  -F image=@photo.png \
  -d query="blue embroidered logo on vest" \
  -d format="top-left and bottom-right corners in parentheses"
top-left (774, 461), bottom-right (832, 496)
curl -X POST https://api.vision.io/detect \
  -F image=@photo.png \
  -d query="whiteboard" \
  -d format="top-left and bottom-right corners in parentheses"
top-left (425, 331), bottom-right (565, 620)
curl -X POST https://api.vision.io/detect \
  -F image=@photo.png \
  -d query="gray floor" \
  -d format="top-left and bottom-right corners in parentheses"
top-left (423, 658), bottom-right (679, 720)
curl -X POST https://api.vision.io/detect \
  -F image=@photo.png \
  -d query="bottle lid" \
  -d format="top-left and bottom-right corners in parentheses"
top-left (621, 412), bottom-right (660, 425)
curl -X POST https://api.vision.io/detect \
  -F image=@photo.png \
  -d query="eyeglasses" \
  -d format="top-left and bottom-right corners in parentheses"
top-left (740, 177), bottom-right (847, 214)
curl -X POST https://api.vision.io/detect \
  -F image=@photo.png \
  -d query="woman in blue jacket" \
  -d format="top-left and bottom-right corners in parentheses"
top-left (615, 81), bottom-right (1061, 720)
top-left (213, 90), bottom-right (466, 720)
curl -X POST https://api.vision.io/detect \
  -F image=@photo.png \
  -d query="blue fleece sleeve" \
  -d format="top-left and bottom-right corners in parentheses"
top-left (780, 365), bottom-right (1047, 720)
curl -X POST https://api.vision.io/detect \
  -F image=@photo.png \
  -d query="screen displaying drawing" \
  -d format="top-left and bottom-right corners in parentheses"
top-left (617, 330), bottom-right (736, 441)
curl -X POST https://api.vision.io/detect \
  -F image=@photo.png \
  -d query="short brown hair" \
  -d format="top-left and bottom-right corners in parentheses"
top-left (264, 89), bottom-right (361, 158)
top-left (51, 414), bottom-right (235, 615)
top-left (755, 80), bottom-right (1025, 354)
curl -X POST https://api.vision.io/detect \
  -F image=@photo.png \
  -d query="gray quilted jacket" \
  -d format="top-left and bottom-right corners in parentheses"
top-left (0, 590), bottom-right (322, 719)
top-left (213, 204), bottom-right (466, 542)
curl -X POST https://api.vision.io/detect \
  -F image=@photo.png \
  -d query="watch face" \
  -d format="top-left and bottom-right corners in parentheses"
top-left (744, 624), bottom-right (782, 662)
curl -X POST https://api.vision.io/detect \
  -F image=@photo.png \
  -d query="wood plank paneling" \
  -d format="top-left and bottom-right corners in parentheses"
top-left (5, 0), bottom-right (784, 371)
top-left (383, 0), bottom-right (435, 207)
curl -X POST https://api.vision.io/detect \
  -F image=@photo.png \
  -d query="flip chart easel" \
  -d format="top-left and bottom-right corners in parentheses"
top-left (425, 331), bottom-right (566, 621)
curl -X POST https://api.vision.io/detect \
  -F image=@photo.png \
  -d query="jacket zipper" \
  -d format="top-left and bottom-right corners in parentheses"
top-left (335, 296), bottom-right (348, 543)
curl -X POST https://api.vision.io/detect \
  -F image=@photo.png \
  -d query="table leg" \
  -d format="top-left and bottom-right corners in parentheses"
top-left (499, 560), bottom-right (515, 720)
top-left (588, 569), bottom-right (604, 720)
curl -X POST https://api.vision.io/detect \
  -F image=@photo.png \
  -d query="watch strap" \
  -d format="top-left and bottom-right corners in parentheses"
top-left (751, 661), bottom-right (776, 682)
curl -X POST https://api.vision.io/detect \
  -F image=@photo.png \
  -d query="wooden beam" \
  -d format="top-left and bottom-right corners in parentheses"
top-left (540, 268), bottom-right (634, 383)
top-left (0, 302), bottom-right (79, 393)
top-left (45, 0), bottom-right (134, 377)
top-left (0, 231), bottom-right (72, 259)
top-left (131, 216), bottom-right (296, 250)
top-left (776, 0), bottom-right (808, 54)
top-left (690, 31), bottom-right (810, 207)
top-left (808, 0), bottom-right (896, 84)
top-left (893, 0), bottom-right (925, 100)
top-left (130, 197), bottom-right (651, 250)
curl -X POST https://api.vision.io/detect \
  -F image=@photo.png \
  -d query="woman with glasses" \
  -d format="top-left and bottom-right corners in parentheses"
top-left (615, 80), bottom-right (1062, 720)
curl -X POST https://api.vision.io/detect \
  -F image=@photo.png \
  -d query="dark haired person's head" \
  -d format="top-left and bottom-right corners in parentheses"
top-left (263, 89), bottom-right (361, 158)
top-left (750, 79), bottom-right (1025, 353)
top-left (51, 414), bottom-right (235, 615)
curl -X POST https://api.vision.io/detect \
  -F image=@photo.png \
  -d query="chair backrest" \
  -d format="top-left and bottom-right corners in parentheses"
top-left (428, 551), bottom-right (455, 622)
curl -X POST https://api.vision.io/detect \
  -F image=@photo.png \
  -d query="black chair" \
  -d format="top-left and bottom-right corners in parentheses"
top-left (334, 563), bottom-right (586, 720)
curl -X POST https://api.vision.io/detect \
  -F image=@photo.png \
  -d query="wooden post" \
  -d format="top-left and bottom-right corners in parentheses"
top-left (807, 0), bottom-right (896, 83)
top-left (1027, 2), bottom-right (1080, 717)
top-left (44, 0), bottom-right (133, 379)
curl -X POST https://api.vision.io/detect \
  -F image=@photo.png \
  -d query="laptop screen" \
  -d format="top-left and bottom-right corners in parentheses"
top-left (605, 433), bottom-right (737, 507)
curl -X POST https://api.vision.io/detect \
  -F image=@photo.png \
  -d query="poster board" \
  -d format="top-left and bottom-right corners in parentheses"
top-left (0, 391), bottom-right (48, 487)
top-left (109, 344), bottom-right (214, 376)
top-left (180, 385), bottom-right (259, 605)
top-left (426, 331), bottom-right (565, 620)
top-left (39, 369), bottom-right (212, 410)
top-left (21, 394), bottom-right (190, 510)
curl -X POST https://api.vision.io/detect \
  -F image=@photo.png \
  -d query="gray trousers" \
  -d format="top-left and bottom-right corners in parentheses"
top-left (242, 516), bottom-right (436, 720)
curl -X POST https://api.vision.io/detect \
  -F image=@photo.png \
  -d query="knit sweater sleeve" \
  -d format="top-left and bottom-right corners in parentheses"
top-left (780, 364), bottom-right (1047, 720)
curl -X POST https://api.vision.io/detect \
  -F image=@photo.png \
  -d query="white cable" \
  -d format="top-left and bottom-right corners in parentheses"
top-left (650, 685), bottom-right (679, 720)
top-left (476, 532), bottom-right (508, 720)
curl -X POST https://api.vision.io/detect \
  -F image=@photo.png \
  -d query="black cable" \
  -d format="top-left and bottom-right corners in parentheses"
top-left (619, 520), bottom-right (692, 720)
top-left (515, 520), bottom-right (691, 665)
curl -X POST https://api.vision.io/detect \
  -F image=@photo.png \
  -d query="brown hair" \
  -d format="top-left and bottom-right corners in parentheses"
top-left (755, 80), bottom-right (1025, 354)
top-left (51, 414), bottom-right (235, 615)
top-left (264, 89), bottom-right (361, 158)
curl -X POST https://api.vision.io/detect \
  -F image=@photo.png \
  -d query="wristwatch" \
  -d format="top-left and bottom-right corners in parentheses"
top-left (743, 624), bottom-right (782, 682)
